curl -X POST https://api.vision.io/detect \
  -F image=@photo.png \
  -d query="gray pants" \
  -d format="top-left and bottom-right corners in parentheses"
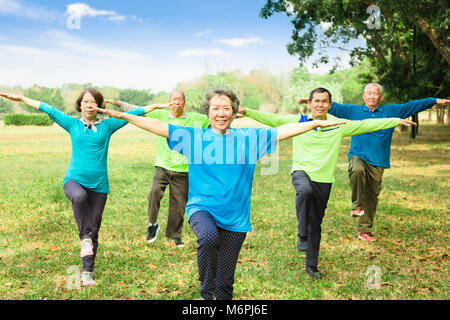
top-left (348, 156), bottom-right (384, 233)
top-left (148, 166), bottom-right (189, 238)
top-left (63, 180), bottom-right (107, 272)
top-left (292, 171), bottom-right (332, 268)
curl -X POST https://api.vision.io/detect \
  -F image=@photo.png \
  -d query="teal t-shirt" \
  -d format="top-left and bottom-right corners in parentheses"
top-left (39, 102), bottom-right (145, 193)
top-left (167, 124), bottom-right (278, 232)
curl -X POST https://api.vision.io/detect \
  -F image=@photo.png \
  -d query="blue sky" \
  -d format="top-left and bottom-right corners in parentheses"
top-left (0, 0), bottom-right (365, 92)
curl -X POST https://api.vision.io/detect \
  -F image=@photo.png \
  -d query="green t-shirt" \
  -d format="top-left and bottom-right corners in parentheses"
top-left (245, 108), bottom-right (400, 183)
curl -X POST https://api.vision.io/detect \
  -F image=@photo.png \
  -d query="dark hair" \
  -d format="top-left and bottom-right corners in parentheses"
top-left (75, 88), bottom-right (105, 112)
top-left (309, 87), bottom-right (332, 102)
top-left (202, 89), bottom-right (240, 115)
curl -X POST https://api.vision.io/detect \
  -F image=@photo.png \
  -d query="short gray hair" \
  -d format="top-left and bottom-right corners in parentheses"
top-left (364, 83), bottom-right (383, 94)
top-left (202, 89), bottom-right (240, 115)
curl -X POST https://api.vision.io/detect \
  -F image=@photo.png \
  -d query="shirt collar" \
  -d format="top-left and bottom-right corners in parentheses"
top-left (80, 117), bottom-right (102, 133)
top-left (169, 110), bottom-right (186, 119)
top-left (363, 105), bottom-right (380, 112)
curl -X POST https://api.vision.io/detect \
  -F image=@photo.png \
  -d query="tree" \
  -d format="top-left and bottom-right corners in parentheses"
top-left (22, 86), bottom-right (65, 113)
top-left (118, 89), bottom-right (154, 106)
top-left (0, 99), bottom-right (13, 114)
top-left (260, 0), bottom-right (450, 101)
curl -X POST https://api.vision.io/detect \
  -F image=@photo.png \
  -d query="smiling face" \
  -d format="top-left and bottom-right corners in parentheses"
top-left (169, 91), bottom-right (185, 117)
top-left (363, 84), bottom-right (384, 110)
top-left (308, 91), bottom-right (331, 120)
top-left (208, 94), bottom-right (235, 134)
top-left (80, 91), bottom-right (98, 121)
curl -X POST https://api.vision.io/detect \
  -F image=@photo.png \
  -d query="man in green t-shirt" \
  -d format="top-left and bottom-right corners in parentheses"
top-left (238, 88), bottom-right (415, 279)
top-left (107, 91), bottom-right (210, 247)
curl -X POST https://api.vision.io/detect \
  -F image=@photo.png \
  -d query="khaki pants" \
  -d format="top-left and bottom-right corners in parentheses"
top-left (348, 156), bottom-right (384, 233)
top-left (148, 166), bottom-right (189, 238)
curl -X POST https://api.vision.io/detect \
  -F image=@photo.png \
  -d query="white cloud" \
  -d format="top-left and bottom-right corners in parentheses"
top-left (177, 48), bottom-right (231, 59)
top-left (0, 30), bottom-right (175, 91)
top-left (214, 36), bottom-right (267, 47)
top-left (195, 29), bottom-right (213, 37)
top-left (65, 3), bottom-right (126, 23)
top-left (0, 0), bottom-right (62, 22)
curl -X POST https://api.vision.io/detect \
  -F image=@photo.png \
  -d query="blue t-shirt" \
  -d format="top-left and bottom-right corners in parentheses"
top-left (167, 124), bottom-right (278, 233)
top-left (328, 98), bottom-right (436, 168)
top-left (39, 102), bottom-right (145, 193)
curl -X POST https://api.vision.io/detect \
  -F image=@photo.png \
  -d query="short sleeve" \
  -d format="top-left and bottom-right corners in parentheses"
top-left (256, 128), bottom-right (278, 160)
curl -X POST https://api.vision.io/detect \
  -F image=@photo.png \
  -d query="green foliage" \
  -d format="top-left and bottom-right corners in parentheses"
top-left (261, 0), bottom-right (450, 100)
top-left (22, 86), bottom-right (65, 113)
top-left (4, 113), bottom-right (54, 126)
top-left (0, 99), bottom-right (13, 114)
top-left (118, 89), bottom-right (154, 106)
top-left (185, 88), bottom-right (204, 112)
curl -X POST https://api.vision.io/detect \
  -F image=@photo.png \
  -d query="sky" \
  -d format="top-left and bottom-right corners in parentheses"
top-left (0, 0), bottom-right (366, 92)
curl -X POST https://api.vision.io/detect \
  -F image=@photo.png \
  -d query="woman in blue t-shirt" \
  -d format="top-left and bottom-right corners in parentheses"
top-left (94, 89), bottom-right (344, 299)
top-left (0, 90), bottom-right (169, 286)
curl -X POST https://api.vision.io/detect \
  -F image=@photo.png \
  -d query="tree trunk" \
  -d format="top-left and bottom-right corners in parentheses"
top-left (447, 106), bottom-right (450, 125)
top-left (428, 107), bottom-right (433, 121)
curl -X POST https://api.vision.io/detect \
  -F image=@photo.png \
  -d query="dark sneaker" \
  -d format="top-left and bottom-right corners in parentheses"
top-left (173, 237), bottom-right (184, 247)
top-left (297, 236), bottom-right (308, 252)
top-left (306, 266), bottom-right (323, 279)
top-left (146, 224), bottom-right (160, 244)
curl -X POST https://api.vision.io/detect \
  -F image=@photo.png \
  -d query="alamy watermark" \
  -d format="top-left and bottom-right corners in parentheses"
top-left (365, 265), bottom-right (381, 290)
top-left (366, 5), bottom-right (381, 29)
top-left (66, 265), bottom-right (81, 290)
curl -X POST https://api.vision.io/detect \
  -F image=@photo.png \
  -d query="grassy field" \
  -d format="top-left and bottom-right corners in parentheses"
top-left (0, 119), bottom-right (448, 300)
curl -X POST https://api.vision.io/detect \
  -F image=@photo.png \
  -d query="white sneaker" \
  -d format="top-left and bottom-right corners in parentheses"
top-left (81, 271), bottom-right (95, 286)
top-left (80, 238), bottom-right (94, 257)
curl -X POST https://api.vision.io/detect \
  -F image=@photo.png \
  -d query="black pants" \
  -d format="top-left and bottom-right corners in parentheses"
top-left (189, 211), bottom-right (246, 300)
top-left (63, 180), bottom-right (107, 272)
top-left (292, 171), bottom-right (332, 268)
top-left (148, 166), bottom-right (189, 238)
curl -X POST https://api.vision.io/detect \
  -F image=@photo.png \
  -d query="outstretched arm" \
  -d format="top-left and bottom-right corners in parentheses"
top-left (105, 99), bottom-right (174, 114)
top-left (277, 120), bottom-right (346, 141)
top-left (0, 92), bottom-right (40, 110)
top-left (95, 107), bottom-right (169, 138)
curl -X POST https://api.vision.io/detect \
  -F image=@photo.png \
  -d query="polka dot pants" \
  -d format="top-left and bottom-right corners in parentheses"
top-left (189, 211), bottom-right (247, 300)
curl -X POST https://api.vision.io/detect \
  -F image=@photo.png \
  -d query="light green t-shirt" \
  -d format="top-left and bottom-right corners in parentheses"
top-left (245, 108), bottom-right (400, 183)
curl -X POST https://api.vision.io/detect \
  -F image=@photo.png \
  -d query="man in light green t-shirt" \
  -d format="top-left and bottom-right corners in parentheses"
top-left (238, 87), bottom-right (414, 279)
top-left (109, 91), bottom-right (209, 247)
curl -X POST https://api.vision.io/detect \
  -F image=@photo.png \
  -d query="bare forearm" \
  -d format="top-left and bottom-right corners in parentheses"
top-left (21, 96), bottom-right (41, 110)
top-left (121, 112), bottom-right (169, 138)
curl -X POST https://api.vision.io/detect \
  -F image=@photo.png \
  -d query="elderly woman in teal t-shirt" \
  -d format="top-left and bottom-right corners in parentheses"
top-left (0, 90), bottom-right (170, 286)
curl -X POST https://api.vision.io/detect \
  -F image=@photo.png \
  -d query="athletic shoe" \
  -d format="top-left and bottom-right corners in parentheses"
top-left (81, 271), bottom-right (95, 286)
top-left (351, 209), bottom-right (364, 217)
top-left (173, 237), bottom-right (185, 247)
top-left (146, 223), bottom-right (160, 244)
top-left (358, 232), bottom-right (376, 242)
top-left (297, 236), bottom-right (308, 252)
top-left (305, 266), bottom-right (323, 279)
top-left (80, 238), bottom-right (94, 258)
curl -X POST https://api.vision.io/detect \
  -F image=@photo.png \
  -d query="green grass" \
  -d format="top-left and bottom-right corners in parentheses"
top-left (0, 121), bottom-right (448, 300)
